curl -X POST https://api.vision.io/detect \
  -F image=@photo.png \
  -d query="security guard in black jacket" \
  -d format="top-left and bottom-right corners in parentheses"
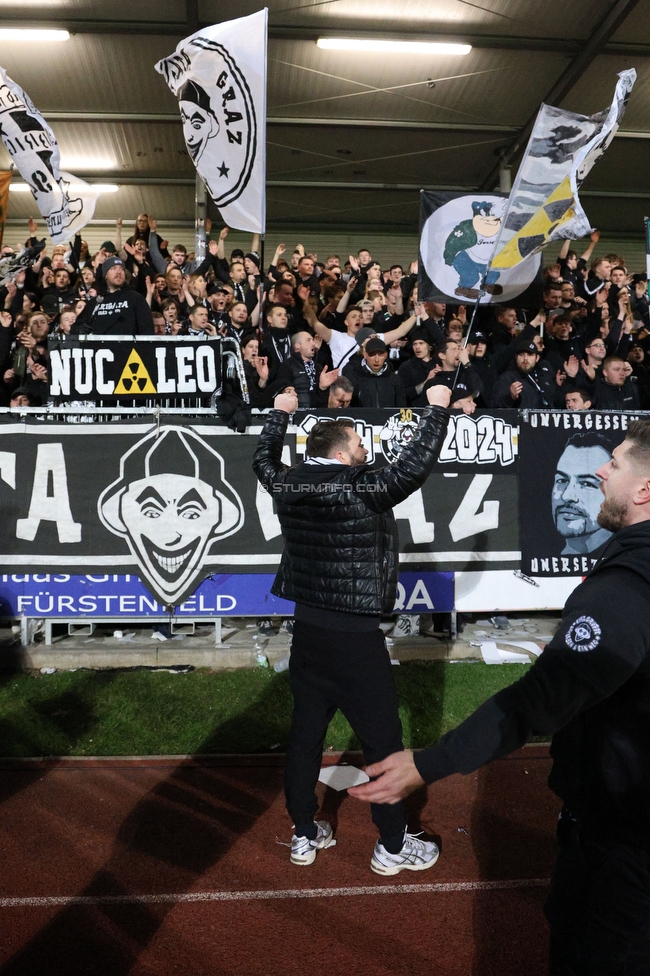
top-left (253, 385), bottom-right (450, 874)
top-left (350, 419), bottom-right (650, 976)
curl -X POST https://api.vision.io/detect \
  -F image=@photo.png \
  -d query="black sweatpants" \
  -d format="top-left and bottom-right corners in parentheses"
top-left (284, 620), bottom-right (407, 842)
top-left (546, 812), bottom-right (650, 975)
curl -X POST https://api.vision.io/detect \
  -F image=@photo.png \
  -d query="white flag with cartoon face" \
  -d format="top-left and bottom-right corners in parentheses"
top-left (155, 9), bottom-right (267, 234)
top-left (0, 68), bottom-right (100, 244)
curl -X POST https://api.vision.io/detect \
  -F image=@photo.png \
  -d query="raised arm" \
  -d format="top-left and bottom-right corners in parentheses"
top-left (147, 222), bottom-right (168, 274)
top-left (250, 286), bottom-right (261, 328)
top-left (217, 226), bottom-right (228, 261)
top-left (337, 275), bottom-right (357, 315)
top-left (557, 239), bottom-right (570, 261)
top-left (383, 312), bottom-right (417, 345)
top-left (313, 316), bottom-right (333, 343)
top-left (114, 218), bottom-right (124, 257)
top-left (580, 229), bottom-right (599, 263)
top-left (354, 387), bottom-right (451, 512)
top-left (252, 395), bottom-right (298, 490)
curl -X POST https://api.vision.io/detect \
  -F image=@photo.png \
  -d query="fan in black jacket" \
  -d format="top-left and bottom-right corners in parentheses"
top-left (490, 339), bottom-right (560, 408)
top-left (592, 356), bottom-right (641, 411)
top-left (269, 332), bottom-right (340, 408)
top-left (253, 386), bottom-right (450, 874)
top-left (398, 329), bottom-right (438, 405)
top-left (72, 257), bottom-right (153, 335)
top-left (414, 337), bottom-right (484, 407)
top-left (343, 337), bottom-right (406, 407)
top-left (350, 420), bottom-right (650, 976)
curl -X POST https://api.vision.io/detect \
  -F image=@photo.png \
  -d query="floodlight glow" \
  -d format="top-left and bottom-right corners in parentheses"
top-left (60, 158), bottom-right (116, 171)
top-left (317, 38), bottom-right (471, 55)
top-left (11, 181), bottom-right (119, 193)
top-left (0, 29), bottom-right (70, 41)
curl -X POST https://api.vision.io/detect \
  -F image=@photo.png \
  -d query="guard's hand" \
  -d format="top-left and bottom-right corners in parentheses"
top-left (348, 750), bottom-right (425, 805)
top-left (426, 385), bottom-right (451, 408)
top-left (274, 391), bottom-right (298, 414)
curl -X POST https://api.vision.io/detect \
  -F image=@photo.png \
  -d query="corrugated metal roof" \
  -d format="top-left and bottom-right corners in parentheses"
top-left (0, 0), bottom-right (647, 241)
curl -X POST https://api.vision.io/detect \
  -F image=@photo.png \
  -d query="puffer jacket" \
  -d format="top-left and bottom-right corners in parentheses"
top-left (252, 406), bottom-right (449, 614)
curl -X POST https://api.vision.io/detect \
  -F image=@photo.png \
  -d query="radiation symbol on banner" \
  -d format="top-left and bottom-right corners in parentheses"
top-left (490, 176), bottom-right (575, 270)
top-left (114, 349), bottom-right (157, 395)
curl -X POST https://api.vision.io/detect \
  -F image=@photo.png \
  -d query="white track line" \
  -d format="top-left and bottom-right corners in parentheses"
top-left (0, 878), bottom-right (549, 908)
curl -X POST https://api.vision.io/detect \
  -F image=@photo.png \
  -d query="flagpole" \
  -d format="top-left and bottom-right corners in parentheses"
top-left (195, 174), bottom-right (207, 262)
top-left (645, 217), bottom-right (650, 302)
top-left (451, 275), bottom-right (485, 394)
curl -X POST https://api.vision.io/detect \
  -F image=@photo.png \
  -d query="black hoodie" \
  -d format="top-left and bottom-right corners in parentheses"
top-left (73, 285), bottom-right (153, 335)
top-left (414, 521), bottom-right (650, 841)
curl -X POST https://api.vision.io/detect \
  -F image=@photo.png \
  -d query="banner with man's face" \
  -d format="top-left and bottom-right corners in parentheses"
top-left (519, 410), bottom-right (643, 577)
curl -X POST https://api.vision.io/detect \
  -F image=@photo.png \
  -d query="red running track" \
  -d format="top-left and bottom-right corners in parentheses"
top-left (0, 747), bottom-right (559, 976)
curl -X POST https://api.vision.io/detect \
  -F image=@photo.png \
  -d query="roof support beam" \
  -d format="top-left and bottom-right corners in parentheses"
top-left (0, 16), bottom-right (650, 56)
top-left (479, 0), bottom-right (644, 190)
top-left (40, 111), bottom-right (518, 134)
top-left (37, 111), bottom-right (650, 139)
top-left (10, 175), bottom-right (650, 199)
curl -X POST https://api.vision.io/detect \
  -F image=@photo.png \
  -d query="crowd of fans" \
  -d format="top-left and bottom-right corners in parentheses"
top-left (1, 217), bottom-right (648, 414)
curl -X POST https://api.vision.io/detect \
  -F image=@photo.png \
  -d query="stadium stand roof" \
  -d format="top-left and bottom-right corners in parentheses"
top-left (1, 0), bottom-right (649, 238)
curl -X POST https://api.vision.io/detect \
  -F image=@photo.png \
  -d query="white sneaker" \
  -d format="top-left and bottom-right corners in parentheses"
top-left (391, 614), bottom-right (420, 638)
top-left (290, 820), bottom-right (335, 866)
top-left (371, 830), bottom-right (439, 876)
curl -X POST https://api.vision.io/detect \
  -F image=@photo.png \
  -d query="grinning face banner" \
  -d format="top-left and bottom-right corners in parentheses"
top-left (98, 428), bottom-right (244, 606)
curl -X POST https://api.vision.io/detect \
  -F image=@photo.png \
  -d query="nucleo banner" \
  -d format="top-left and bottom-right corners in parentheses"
top-left (48, 336), bottom-right (222, 402)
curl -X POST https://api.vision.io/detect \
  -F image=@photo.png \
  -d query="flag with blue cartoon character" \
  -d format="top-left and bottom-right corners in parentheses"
top-left (443, 200), bottom-right (504, 299)
top-left (419, 191), bottom-right (542, 307)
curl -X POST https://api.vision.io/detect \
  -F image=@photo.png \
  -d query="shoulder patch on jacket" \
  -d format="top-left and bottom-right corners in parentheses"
top-left (565, 615), bottom-right (602, 652)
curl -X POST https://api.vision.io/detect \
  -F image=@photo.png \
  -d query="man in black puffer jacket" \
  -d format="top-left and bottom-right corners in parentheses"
top-left (253, 385), bottom-right (450, 874)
